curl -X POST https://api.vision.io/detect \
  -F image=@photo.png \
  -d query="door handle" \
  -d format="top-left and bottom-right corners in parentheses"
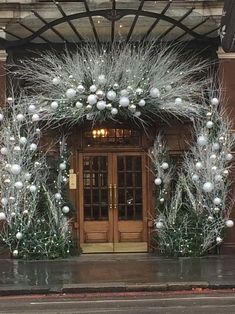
top-left (109, 184), bottom-right (113, 210)
top-left (113, 184), bottom-right (117, 210)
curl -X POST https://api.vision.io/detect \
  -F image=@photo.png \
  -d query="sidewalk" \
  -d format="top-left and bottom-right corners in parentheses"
top-left (1, 253), bottom-right (235, 296)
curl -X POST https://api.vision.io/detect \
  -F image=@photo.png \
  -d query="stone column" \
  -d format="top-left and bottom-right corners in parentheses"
top-left (217, 48), bottom-right (235, 254)
top-left (0, 50), bottom-right (7, 106)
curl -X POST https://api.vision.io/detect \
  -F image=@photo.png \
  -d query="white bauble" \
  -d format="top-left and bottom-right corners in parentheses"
top-left (51, 101), bottom-right (59, 110)
top-left (11, 164), bottom-right (21, 175)
top-left (106, 103), bottom-right (112, 110)
top-left (59, 162), bottom-right (66, 170)
top-left (29, 185), bottom-right (37, 193)
top-left (16, 232), bottom-right (23, 240)
top-left (120, 89), bottom-right (129, 96)
top-left (150, 87), bottom-right (160, 98)
top-left (0, 212), bottom-right (6, 220)
top-left (134, 111), bottom-right (141, 117)
top-left (165, 85), bottom-right (172, 92)
top-left (111, 108), bottom-right (118, 115)
top-left (13, 146), bottom-right (21, 153)
top-left (129, 104), bottom-right (136, 112)
top-left (12, 250), bottom-right (18, 257)
top-left (203, 182), bottom-right (214, 193)
top-left (192, 174), bottom-right (199, 181)
top-left (89, 85), bottom-right (97, 93)
top-left (113, 83), bottom-right (119, 90)
top-left (0, 147), bottom-right (8, 155)
top-left (210, 154), bottom-right (217, 160)
top-left (212, 143), bottom-right (220, 151)
top-left (155, 221), bottom-right (164, 229)
top-left (52, 77), bottom-right (61, 85)
top-left (196, 161), bottom-right (202, 169)
top-left (159, 198), bottom-right (164, 203)
top-left (208, 216), bottom-right (214, 221)
top-left (32, 114), bottom-right (39, 122)
top-left (62, 206), bottom-right (70, 214)
top-left (161, 162), bottom-right (169, 170)
top-left (86, 105), bottom-right (92, 112)
top-left (175, 98), bottom-right (182, 105)
top-left (225, 153), bottom-right (233, 161)
top-left (1, 198), bottom-right (8, 206)
top-left (127, 86), bottom-right (133, 92)
top-left (0, 113), bottom-right (3, 121)
top-left (219, 136), bottom-right (224, 143)
top-left (214, 207), bottom-right (220, 213)
top-left (96, 90), bottom-right (105, 100)
top-left (213, 197), bottom-right (222, 205)
top-left (206, 121), bottom-right (214, 129)
top-left (11, 212), bottom-right (16, 218)
top-left (29, 143), bottom-right (37, 151)
top-left (98, 75), bottom-right (107, 85)
top-left (136, 88), bottom-right (143, 95)
top-left (9, 196), bottom-right (15, 203)
top-left (223, 169), bottom-right (229, 175)
top-left (225, 220), bottom-right (234, 228)
top-left (19, 137), bottom-right (27, 145)
top-left (24, 172), bottom-right (31, 180)
top-left (216, 236), bottom-right (222, 244)
top-left (211, 166), bottom-right (217, 171)
top-left (154, 178), bottom-right (162, 185)
top-left (65, 88), bottom-right (76, 99)
top-left (106, 90), bottom-right (116, 101)
top-left (16, 114), bottom-right (24, 122)
top-left (87, 94), bottom-right (97, 105)
top-left (96, 101), bottom-right (106, 111)
top-left (75, 101), bottom-right (83, 109)
top-left (197, 135), bottom-right (208, 146)
top-left (28, 104), bottom-right (36, 112)
top-left (23, 210), bottom-right (28, 215)
top-left (215, 174), bottom-right (223, 182)
top-left (10, 136), bottom-right (15, 142)
top-left (36, 128), bottom-right (41, 134)
top-left (138, 99), bottom-right (146, 107)
top-left (86, 113), bottom-right (94, 120)
top-left (211, 98), bottom-right (219, 106)
top-left (14, 181), bottom-right (23, 190)
top-left (119, 96), bottom-right (129, 107)
top-left (55, 192), bottom-right (62, 200)
top-left (77, 84), bottom-right (85, 93)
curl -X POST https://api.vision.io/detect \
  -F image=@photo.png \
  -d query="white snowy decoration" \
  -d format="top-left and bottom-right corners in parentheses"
top-left (52, 77), bottom-right (61, 85)
top-left (192, 174), bottom-right (199, 181)
top-left (32, 114), bottom-right (39, 122)
top-left (197, 135), bottom-right (208, 146)
top-left (154, 178), bottom-right (162, 185)
top-left (155, 221), bottom-right (164, 229)
top-left (203, 182), bottom-right (214, 193)
top-left (213, 197), bottom-right (222, 205)
top-left (89, 85), bottom-right (97, 93)
top-left (98, 74), bottom-right (107, 85)
top-left (29, 143), bottom-right (37, 151)
top-left (28, 104), bottom-right (36, 112)
top-left (212, 143), bottom-right (220, 151)
top-left (225, 153), bottom-right (233, 161)
top-left (19, 137), bottom-right (27, 145)
top-left (11, 164), bottom-right (22, 175)
top-left (216, 236), bottom-right (222, 244)
top-left (96, 101), bottom-right (106, 111)
top-left (195, 162), bottom-right (202, 169)
top-left (150, 87), bottom-right (160, 98)
top-left (225, 220), bottom-right (234, 228)
top-left (55, 193), bottom-right (62, 200)
top-left (0, 113), bottom-right (3, 121)
top-left (119, 96), bottom-right (129, 107)
top-left (0, 212), bottom-right (6, 220)
top-left (161, 162), bottom-right (169, 170)
top-left (12, 250), bottom-right (19, 257)
top-left (65, 88), bottom-right (76, 99)
top-left (51, 101), bottom-right (59, 109)
top-left (211, 98), bottom-right (219, 106)
top-left (175, 97), bottom-right (182, 105)
top-left (106, 90), bottom-right (116, 101)
top-left (14, 181), bottom-right (23, 190)
top-left (59, 162), bottom-right (66, 170)
top-left (77, 84), bottom-right (85, 93)
top-left (87, 94), bottom-right (97, 105)
top-left (138, 99), bottom-right (146, 107)
top-left (0, 147), bottom-right (8, 155)
top-left (16, 114), bottom-right (24, 122)
top-left (29, 185), bottom-right (37, 193)
top-left (62, 206), bottom-right (70, 214)
top-left (206, 121), bottom-right (214, 129)
top-left (111, 108), bottom-right (118, 115)
top-left (16, 232), bottom-right (23, 240)
top-left (75, 101), bottom-right (83, 109)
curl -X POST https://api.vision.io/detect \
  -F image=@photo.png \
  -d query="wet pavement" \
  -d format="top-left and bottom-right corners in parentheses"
top-left (0, 254), bottom-right (235, 294)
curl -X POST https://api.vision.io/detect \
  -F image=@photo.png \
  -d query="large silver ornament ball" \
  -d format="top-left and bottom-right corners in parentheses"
top-left (0, 147), bottom-right (8, 155)
top-left (51, 101), bottom-right (59, 110)
top-left (138, 99), bottom-right (146, 107)
top-left (29, 143), bottom-right (37, 151)
top-left (65, 88), bottom-right (76, 99)
top-left (19, 137), bottom-right (27, 145)
top-left (14, 181), bottom-right (23, 190)
top-left (150, 88), bottom-right (160, 98)
top-left (28, 104), bottom-right (36, 112)
top-left (175, 97), bottom-right (182, 105)
top-left (16, 232), bottom-right (23, 240)
top-left (75, 101), bottom-right (83, 109)
top-left (89, 85), bottom-right (97, 93)
top-left (211, 98), bottom-right (219, 106)
top-left (55, 192), bottom-right (62, 200)
top-left (119, 96), bottom-right (129, 107)
top-left (11, 164), bottom-right (22, 175)
top-left (161, 162), bottom-right (169, 170)
top-left (29, 185), bottom-right (37, 193)
top-left (154, 178), bottom-right (162, 185)
top-left (203, 182), bottom-right (214, 193)
top-left (212, 143), bottom-right (220, 151)
top-left (96, 90), bottom-right (105, 100)
top-left (197, 135), bottom-right (208, 146)
top-left (12, 249), bottom-right (19, 257)
top-left (192, 174), bottom-right (199, 181)
top-left (52, 77), bottom-right (61, 85)
top-left (87, 94), bottom-right (97, 105)
top-left (225, 153), bottom-right (233, 161)
top-left (62, 206), bottom-right (70, 214)
top-left (59, 162), bottom-right (66, 170)
top-left (111, 108), bottom-right (118, 115)
top-left (16, 114), bottom-right (24, 122)
top-left (97, 101), bottom-right (106, 111)
top-left (213, 197), bottom-right (222, 205)
top-left (225, 220), bottom-right (234, 228)
top-left (106, 90), bottom-right (116, 101)
top-left (32, 114), bottom-right (40, 122)
top-left (206, 121), bottom-right (214, 129)
top-left (113, 83), bottom-right (119, 90)
top-left (0, 212), bottom-right (6, 220)
top-left (77, 84), bottom-right (85, 93)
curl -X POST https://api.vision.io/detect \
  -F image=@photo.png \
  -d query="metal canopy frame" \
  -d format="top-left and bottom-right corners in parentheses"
top-left (0, 0), bottom-right (219, 49)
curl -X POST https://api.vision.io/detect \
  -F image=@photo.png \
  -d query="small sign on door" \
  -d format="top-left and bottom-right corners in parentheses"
top-left (69, 169), bottom-right (77, 189)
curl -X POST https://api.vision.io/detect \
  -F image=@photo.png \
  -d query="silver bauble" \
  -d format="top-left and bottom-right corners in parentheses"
top-left (211, 98), bottom-right (219, 106)
top-left (138, 99), bottom-right (146, 107)
top-left (175, 98), bottom-right (182, 105)
top-left (62, 206), bottom-right (70, 214)
top-left (96, 90), bottom-right (105, 100)
top-left (106, 90), bottom-right (117, 101)
top-left (150, 88), bottom-right (160, 98)
top-left (75, 101), bottom-right (83, 109)
top-left (65, 88), bottom-right (76, 99)
top-left (16, 114), bottom-right (24, 122)
top-left (87, 94), bottom-right (97, 105)
top-left (203, 182), bottom-right (214, 193)
top-left (51, 101), bottom-right (59, 110)
top-left (113, 83), bottom-right (119, 90)
top-left (111, 108), bottom-right (118, 115)
top-left (97, 101), bottom-right (106, 111)
top-left (11, 164), bottom-right (21, 175)
top-left (77, 84), bottom-right (85, 93)
top-left (89, 85), bottom-right (97, 93)
top-left (52, 77), bottom-right (61, 85)
top-left (119, 96), bottom-right (129, 107)
top-left (32, 114), bottom-right (40, 122)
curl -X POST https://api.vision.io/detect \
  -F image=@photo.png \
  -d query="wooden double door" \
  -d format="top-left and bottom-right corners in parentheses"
top-left (78, 152), bottom-right (148, 253)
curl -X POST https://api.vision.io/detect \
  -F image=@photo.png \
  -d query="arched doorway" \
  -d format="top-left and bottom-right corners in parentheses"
top-left (72, 127), bottom-right (153, 253)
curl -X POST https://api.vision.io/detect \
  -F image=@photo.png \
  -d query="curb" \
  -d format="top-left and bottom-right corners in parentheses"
top-left (1, 281), bottom-right (235, 296)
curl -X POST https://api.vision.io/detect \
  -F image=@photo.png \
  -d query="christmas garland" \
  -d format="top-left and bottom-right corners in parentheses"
top-left (150, 97), bottom-right (234, 256)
